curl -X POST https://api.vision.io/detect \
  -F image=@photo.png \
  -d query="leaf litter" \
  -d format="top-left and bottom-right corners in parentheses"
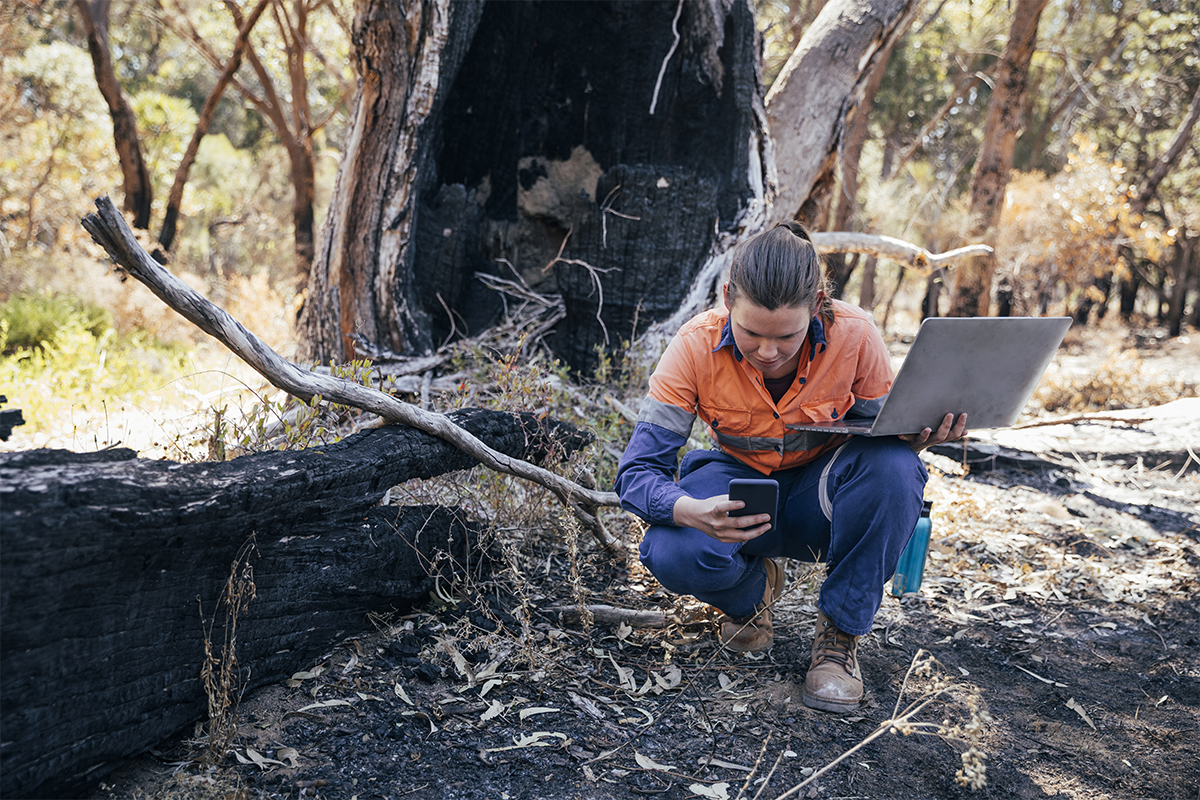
top-left (93, 403), bottom-right (1199, 800)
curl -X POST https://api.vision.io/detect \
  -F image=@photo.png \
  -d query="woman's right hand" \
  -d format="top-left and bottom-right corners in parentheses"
top-left (672, 494), bottom-right (772, 543)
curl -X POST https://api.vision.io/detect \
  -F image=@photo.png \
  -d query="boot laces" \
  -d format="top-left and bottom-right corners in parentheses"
top-left (814, 622), bottom-right (857, 675)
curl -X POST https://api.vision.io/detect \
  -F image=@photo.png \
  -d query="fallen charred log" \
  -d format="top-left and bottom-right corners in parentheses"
top-left (0, 394), bottom-right (23, 441)
top-left (0, 408), bottom-right (589, 799)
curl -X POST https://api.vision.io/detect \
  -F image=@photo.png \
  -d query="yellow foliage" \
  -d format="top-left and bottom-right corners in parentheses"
top-left (988, 135), bottom-right (1175, 315)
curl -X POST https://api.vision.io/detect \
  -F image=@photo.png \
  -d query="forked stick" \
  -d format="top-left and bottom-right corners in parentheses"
top-left (81, 196), bottom-right (622, 552)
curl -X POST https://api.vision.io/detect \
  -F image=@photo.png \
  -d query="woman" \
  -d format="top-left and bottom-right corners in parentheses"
top-left (614, 221), bottom-right (966, 713)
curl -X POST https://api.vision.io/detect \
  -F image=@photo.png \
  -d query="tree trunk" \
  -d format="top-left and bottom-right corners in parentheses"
top-left (1119, 261), bottom-right (1142, 320)
top-left (157, 0), bottom-right (270, 254)
top-left (288, 132), bottom-right (317, 282)
top-left (948, 0), bottom-right (1048, 317)
top-left (858, 254), bottom-right (877, 310)
top-left (74, 0), bottom-right (153, 229)
top-left (765, 0), bottom-right (919, 225)
top-left (0, 409), bottom-right (588, 799)
top-left (1166, 231), bottom-right (1195, 338)
top-left (824, 35), bottom-right (895, 297)
top-left (300, 0), bottom-right (767, 373)
top-left (299, 0), bottom-right (485, 361)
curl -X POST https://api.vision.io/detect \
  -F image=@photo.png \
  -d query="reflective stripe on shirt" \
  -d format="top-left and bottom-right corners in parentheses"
top-left (638, 397), bottom-right (696, 438)
top-left (712, 427), bottom-right (834, 455)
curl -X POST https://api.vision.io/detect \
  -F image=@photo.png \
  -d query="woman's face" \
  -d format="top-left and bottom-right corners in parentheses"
top-left (723, 285), bottom-right (817, 380)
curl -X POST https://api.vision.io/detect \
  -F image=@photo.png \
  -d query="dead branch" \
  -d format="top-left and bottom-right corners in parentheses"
top-left (542, 604), bottom-right (674, 628)
top-left (81, 196), bottom-right (621, 552)
top-left (1012, 413), bottom-right (1152, 430)
top-left (810, 232), bottom-right (994, 272)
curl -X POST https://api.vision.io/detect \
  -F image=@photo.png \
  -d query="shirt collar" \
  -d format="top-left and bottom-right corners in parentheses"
top-left (807, 315), bottom-right (827, 361)
top-left (715, 315), bottom-right (742, 360)
top-left (714, 313), bottom-right (828, 362)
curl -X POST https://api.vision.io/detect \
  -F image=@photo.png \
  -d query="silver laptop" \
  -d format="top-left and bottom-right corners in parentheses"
top-left (790, 316), bottom-right (1072, 436)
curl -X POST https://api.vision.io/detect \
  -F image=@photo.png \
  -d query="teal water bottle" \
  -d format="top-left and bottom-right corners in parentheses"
top-left (891, 500), bottom-right (933, 596)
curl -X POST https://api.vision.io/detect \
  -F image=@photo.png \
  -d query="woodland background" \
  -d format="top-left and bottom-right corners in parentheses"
top-left (2, 0), bottom-right (1197, 456)
top-left (1, 2), bottom-right (1199, 800)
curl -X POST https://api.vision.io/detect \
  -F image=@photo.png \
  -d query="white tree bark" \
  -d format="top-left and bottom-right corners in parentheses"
top-left (765, 0), bottom-right (921, 224)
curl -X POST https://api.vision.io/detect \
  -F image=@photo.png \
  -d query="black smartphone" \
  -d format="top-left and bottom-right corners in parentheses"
top-left (728, 478), bottom-right (779, 523)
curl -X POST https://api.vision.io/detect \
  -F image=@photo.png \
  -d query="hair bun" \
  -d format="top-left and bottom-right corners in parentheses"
top-left (775, 220), bottom-right (812, 242)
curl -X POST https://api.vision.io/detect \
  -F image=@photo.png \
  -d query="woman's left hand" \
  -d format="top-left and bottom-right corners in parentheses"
top-left (899, 412), bottom-right (968, 453)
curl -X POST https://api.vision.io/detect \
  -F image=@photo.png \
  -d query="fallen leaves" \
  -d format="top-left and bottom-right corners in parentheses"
top-left (1066, 697), bottom-right (1097, 731)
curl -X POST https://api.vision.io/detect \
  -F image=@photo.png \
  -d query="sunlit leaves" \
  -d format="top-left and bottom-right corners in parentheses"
top-left (993, 134), bottom-right (1174, 314)
top-left (2, 42), bottom-right (119, 248)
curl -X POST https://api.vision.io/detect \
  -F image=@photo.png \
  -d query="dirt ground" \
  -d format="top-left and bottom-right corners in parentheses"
top-left (88, 328), bottom-right (1199, 800)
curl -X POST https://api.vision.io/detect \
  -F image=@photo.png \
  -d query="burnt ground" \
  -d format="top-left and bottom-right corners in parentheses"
top-left (92, 439), bottom-right (1200, 800)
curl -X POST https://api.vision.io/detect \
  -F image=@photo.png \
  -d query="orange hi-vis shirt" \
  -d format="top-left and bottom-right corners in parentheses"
top-left (639, 300), bottom-right (894, 474)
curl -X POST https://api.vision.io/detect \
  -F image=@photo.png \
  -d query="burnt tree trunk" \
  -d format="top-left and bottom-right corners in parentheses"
top-left (300, 0), bottom-right (767, 373)
top-left (299, 0), bottom-right (933, 374)
top-left (0, 408), bottom-right (588, 799)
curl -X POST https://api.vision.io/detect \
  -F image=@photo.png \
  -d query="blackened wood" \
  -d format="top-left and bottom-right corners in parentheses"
top-left (431, 0), bottom-right (762, 374)
top-left (300, 0), bottom-right (768, 373)
top-left (1, 394), bottom-right (23, 441)
top-left (0, 408), bottom-right (587, 799)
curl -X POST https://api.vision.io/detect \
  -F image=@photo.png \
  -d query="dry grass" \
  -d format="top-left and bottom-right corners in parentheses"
top-left (199, 538), bottom-right (258, 766)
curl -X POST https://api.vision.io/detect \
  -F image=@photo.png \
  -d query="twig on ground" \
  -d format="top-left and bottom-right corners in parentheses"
top-left (541, 604), bottom-right (674, 628)
top-left (734, 731), bottom-right (772, 800)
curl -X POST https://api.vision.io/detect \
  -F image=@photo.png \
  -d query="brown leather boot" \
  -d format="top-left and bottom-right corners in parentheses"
top-left (718, 559), bottom-right (784, 653)
top-left (801, 611), bottom-right (863, 712)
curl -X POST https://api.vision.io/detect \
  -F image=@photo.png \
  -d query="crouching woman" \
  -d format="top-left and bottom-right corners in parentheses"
top-left (614, 222), bottom-right (966, 713)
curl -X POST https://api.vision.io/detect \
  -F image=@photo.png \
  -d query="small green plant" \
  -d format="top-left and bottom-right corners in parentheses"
top-left (0, 294), bottom-right (112, 354)
top-left (223, 359), bottom-right (380, 455)
top-left (0, 309), bottom-right (190, 435)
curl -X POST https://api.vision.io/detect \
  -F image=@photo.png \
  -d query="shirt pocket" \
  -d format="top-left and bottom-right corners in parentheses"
top-left (798, 397), bottom-right (854, 424)
top-left (700, 406), bottom-right (752, 435)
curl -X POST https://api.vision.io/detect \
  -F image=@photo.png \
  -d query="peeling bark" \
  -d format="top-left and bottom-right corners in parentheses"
top-left (765, 0), bottom-right (919, 224)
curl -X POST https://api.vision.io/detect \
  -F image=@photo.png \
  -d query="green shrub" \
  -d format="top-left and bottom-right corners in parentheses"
top-left (0, 295), bottom-right (112, 354)
top-left (0, 311), bottom-right (189, 435)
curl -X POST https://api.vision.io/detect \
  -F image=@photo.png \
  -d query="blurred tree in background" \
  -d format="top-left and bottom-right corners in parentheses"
top-left (0, 0), bottom-right (1196, 350)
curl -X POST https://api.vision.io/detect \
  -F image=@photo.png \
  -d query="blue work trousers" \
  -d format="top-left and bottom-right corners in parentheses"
top-left (638, 437), bottom-right (928, 636)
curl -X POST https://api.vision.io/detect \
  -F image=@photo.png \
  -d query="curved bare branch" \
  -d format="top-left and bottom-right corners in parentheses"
top-left (81, 196), bottom-right (622, 551)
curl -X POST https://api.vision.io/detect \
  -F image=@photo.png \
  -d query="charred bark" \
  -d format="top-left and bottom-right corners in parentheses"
top-left (0, 408), bottom-right (589, 799)
top-left (301, 0), bottom-right (767, 373)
